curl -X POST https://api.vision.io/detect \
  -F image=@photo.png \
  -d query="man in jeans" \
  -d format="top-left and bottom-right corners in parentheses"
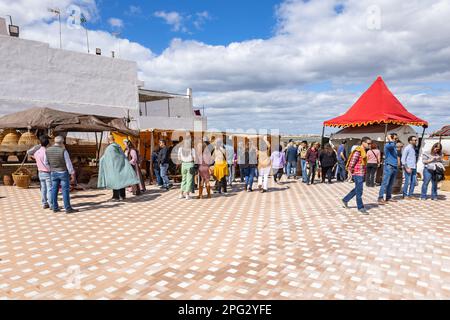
top-left (401, 135), bottom-right (418, 199)
top-left (158, 139), bottom-right (171, 190)
top-left (151, 150), bottom-right (163, 186)
top-left (45, 136), bottom-right (78, 214)
top-left (285, 140), bottom-right (298, 179)
top-left (342, 137), bottom-right (371, 214)
top-left (27, 135), bottom-right (52, 209)
top-left (225, 142), bottom-right (236, 186)
top-left (298, 141), bottom-right (308, 183)
top-left (378, 133), bottom-right (399, 204)
top-left (336, 140), bottom-right (347, 182)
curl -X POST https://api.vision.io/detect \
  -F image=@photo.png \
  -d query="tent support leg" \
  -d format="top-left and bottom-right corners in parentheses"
top-left (321, 126), bottom-right (325, 146)
top-left (150, 131), bottom-right (154, 185)
top-left (417, 127), bottom-right (426, 164)
top-left (383, 123), bottom-right (388, 143)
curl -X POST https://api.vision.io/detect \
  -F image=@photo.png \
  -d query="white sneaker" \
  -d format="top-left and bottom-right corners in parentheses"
top-left (185, 195), bottom-right (191, 200)
top-left (178, 194), bottom-right (184, 199)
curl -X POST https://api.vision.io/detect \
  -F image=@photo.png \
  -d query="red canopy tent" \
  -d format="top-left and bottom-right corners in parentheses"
top-left (324, 76), bottom-right (428, 128)
top-left (431, 125), bottom-right (450, 143)
top-left (322, 76), bottom-right (428, 146)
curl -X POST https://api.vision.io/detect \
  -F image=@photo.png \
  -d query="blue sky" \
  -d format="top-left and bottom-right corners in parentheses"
top-left (2, 0), bottom-right (449, 133)
top-left (94, 0), bottom-right (281, 54)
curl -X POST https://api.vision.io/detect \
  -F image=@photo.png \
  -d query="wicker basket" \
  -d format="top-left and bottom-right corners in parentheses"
top-left (1, 131), bottom-right (21, 146)
top-left (18, 131), bottom-right (40, 146)
top-left (1, 129), bottom-right (17, 139)
top-left (12, 167), bottom-right (31, 189)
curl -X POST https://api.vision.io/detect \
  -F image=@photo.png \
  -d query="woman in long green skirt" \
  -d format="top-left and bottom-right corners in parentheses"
top-left (178, 138), bottom-right (196, 200)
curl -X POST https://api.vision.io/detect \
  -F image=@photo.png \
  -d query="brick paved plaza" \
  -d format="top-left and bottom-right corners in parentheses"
top-left (1, 179), bottom-right (450, 300)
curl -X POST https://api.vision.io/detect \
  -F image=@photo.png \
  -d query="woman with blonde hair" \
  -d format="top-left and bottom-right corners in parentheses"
top-left (196, 140), bottom-right (213, 198)
top-left (177, 137), bottom-right (196, 200)
top-left (257, 136), bottom-right (272, 193)
top-left (421, 143), bottom-right (444, 200)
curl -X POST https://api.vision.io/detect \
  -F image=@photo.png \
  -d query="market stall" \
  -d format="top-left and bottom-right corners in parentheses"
top-left (322, 76), bottom-right (428, 190)
top-left (0, 107), bottom-right (138, 188)
top-left (425, 125), bottom-right (450, 191)
top-left (131, 129), bottom-right (280, 184)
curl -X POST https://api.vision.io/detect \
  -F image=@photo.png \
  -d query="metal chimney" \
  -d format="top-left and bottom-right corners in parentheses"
top-left (0, 17), bottom-right (7, 36)
top-left (187, 88), bottom-right (193, 109)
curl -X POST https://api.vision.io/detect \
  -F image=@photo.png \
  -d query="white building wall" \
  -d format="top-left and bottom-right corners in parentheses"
top-left (0, 35), bottom-right (140, 125)
top-left (139, 96), bottom-right (207, 131)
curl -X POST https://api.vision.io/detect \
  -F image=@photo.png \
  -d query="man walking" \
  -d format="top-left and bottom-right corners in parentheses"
top-left (401, 136), bottom-right (418, 199)
top-left (225, 141), bottom-right (236, 186)
top-left (342, 137), bottom-right (371, 214)
top-left (286, 140), bottom-right (298, 179)
top-left (45, 136), bottom-right (78, 214)
top-left (158, 139), bottom-right (171, 190)
top-left (336, 140), bottom-right (347, 182)
top-left (378, 133), bottom-right (399, 204)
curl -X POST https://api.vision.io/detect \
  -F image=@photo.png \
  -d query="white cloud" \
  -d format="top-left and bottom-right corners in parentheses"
top-left (126, 5), bottom-right (141, 16)
top-left (154, 11), bottom-right (187, 33)
top-left (0, 0), bottom-right (98, 25)
top-left (108, 17), bottom-right (123, 29)
top-left (1, 0), bottom-right (449, 133)
top-left (195, 88), bottom-right (450, 134)
top-left (193, 11), bottom-right (211, 30)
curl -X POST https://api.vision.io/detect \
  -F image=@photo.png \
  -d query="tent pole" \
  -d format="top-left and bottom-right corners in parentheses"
top-left (417, 126), bottom-right (426, 163)
top-left (94, 132), bottom-right (99, 166)
top-left (383, 123), bottom-right (388, 143)
top-left (98, 131), bottom-right (103, 164)
top-left (150, 130), bottom-right (154, 185)
top-left (321, 126), bottom-right (325, 146)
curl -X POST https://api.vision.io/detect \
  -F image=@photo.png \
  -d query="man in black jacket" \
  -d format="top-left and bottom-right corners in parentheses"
top-left (158, 139), bottom-right (171, 190)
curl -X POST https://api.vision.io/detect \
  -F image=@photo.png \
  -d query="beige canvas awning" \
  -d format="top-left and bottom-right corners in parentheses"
top-left (0, 107), bottom-right (139, 137)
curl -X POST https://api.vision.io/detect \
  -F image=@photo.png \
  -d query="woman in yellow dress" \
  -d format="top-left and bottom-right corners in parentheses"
top-left (213, 139), bottom-right (229, 194)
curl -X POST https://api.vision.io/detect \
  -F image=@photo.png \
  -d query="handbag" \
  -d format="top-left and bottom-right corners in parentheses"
top-left (435, 166), bottom-right (445, 182)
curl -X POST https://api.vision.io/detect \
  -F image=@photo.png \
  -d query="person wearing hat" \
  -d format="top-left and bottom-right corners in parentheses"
top-left (124, 139), bottom-right (146, 195)
top-left (378, 133), bottom-right (399, 204)
top-left (98, 135), bottom-right (140, 201)
top-left (45, 135), bottom-right (78, 214)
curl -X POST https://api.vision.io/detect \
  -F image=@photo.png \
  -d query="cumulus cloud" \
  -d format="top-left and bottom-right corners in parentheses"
top-left (0, 0), bottom-right (98, 25)
top-left (1, 0), bottom-right (449, 133)
top-left (154, 11), bottom-right (187, 33)
top-left (197, 89), bottom-right (450, 134)
top-left (193, 11), bottom-right (211, 30)
top-left (108, 17), bottom-right (123, 29)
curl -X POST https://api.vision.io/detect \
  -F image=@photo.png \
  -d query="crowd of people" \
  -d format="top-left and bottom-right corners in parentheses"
top-left (25, 132), bottom-right (445, 214)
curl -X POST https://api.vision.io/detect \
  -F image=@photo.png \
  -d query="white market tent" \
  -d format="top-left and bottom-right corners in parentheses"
top-left (329, 124), bottom-right (417, 149)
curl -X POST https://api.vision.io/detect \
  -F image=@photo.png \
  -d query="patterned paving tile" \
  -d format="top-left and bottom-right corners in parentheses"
top-left (0, 179), bottom-right (449, 299)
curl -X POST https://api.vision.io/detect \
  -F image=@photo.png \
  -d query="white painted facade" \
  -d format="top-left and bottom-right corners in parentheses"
top-left (0, 34), bottom-right (207, 132)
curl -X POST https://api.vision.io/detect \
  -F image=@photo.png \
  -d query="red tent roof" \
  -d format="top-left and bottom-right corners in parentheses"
top-left (324, 77), bottom-right (428, 128)
top-left (431, 125), bottom-right (450, 137)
